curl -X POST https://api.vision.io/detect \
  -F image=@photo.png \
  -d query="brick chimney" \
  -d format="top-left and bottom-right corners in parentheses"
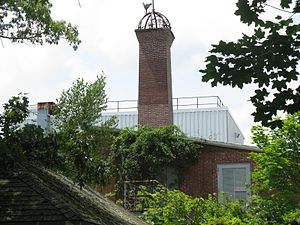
top-left (136, 7), bottom-right (174, 128)
top-left (37, 102), bottom-right (55, 133)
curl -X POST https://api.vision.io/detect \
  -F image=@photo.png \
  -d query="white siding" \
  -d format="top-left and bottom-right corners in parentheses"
top-left (25, 104), bottom-right (244, 144)
top-left (101, 107), bottom-right (244, 144)
top-left (174, 108), bottom-right (228, 142)
top-left (100, 112), bottom-right (138, 129)
top-left (226, 111), bottom-right (245, 144)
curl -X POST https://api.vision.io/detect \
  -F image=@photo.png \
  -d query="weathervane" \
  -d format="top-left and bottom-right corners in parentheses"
top-left (143, 0), bottom-right (155, 14)
top-left (138, 0), bottom-right (171, 29)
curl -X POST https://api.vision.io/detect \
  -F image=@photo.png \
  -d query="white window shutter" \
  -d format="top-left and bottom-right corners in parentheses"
top-left (217, 163), bottom-right (251, 201)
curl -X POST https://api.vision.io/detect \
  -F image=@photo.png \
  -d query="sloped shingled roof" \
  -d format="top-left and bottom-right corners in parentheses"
top-left (0, 162), bottom-right (148, 225)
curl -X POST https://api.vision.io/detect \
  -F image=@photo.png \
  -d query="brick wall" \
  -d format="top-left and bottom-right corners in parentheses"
top-left (180, 145), bottom-right (254, 198)
top-left (136, 28), bottom-right (175, 128)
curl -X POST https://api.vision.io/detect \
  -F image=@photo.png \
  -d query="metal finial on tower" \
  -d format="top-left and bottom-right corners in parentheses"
top-left (143, 2), bottom-right (152, 13)
top-left (152, 0), bottom-right (155, 12)
top-left (138, 0), bottom-right (171, 30)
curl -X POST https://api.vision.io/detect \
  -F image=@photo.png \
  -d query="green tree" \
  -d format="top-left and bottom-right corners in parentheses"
top-left (201, 0), bottom-right (300, 127)
top-left (0, 93), bottom-right (29, 139)
top-left (0, 0), bottom-right (80, 49)
top-left (54, 75), bottom-right (116, 186)
top-left (250, 112), bottom-right (300, 208)
top-left (0, 76), bottom-right (115, 187)
top-left (15, 124), bottom-right (63, 170)
top-left (247, 112), bottom-right (300, 224)
top-left (0, 93), bottom-right (29, 169)
top-left (0, 94), bottom-right (62, 171)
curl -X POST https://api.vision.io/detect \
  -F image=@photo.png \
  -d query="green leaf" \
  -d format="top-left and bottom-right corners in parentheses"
top-left (201, 0), bottom-right (300, 127)
top-left (280, 0), bottom-right (292, 8)
top-left (0, 0), bottom-right (81, 49)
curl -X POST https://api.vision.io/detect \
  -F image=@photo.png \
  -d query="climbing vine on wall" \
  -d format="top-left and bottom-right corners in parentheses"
top-left (110, 125), bottom-right (201, 192)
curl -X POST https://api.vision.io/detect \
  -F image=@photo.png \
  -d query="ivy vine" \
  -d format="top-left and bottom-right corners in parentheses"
top-left (110, 125), bottom-right (201, 193)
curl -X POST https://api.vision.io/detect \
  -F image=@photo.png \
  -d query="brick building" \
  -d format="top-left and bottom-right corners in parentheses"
top-left (25, 4), bottom-right (259, 202)
top-left (180, 139), bottom-right (258, 201)
top-left (102, 4), bottom-right (259, 202)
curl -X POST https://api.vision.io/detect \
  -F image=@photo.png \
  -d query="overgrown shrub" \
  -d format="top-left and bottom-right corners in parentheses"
top-left (137, 186), bottom-right (250, 225)
top-left (137, 186), bottom-right (300, 225)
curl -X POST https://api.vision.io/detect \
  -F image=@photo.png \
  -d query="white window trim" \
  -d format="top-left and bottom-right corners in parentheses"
top-left (217, 163), bottom-right (251, 201)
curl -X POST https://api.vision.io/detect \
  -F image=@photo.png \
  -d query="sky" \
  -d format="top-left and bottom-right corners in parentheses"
top-left (0, 0), bottom-right (262, 145)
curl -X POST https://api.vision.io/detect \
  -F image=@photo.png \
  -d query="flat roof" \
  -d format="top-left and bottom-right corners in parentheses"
top-left (191, 138), bottom-right (260, 152)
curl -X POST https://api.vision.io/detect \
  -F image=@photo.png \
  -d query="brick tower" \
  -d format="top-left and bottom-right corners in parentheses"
top-left (136, 3), bottom-right (174, 128)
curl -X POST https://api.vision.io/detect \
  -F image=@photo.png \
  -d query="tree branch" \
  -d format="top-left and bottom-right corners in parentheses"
top-left (0, 34), bottom-right (39, 41)
top-left (264, 3), bottom-right (294, 13)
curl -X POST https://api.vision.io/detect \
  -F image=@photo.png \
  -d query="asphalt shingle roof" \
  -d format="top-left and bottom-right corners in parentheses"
top-left (0, 162), bottom-right (147, 225)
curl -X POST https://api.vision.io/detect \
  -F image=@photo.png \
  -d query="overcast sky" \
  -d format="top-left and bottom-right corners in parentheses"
top-left (0, 0), bottom-right (263, 144)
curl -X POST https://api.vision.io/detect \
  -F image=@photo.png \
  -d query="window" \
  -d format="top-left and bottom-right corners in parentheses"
top-left (217, 163), bottom-right (251, 201)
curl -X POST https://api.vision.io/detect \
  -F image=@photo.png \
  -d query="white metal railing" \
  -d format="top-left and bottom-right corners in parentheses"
top-left (17, 96), bottom-right (225, 119)
top-left (105, 96), bottom-right (225, 113)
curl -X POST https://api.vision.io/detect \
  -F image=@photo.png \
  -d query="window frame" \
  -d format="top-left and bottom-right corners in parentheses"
top-left (217, 163), bottom-right (251, 201)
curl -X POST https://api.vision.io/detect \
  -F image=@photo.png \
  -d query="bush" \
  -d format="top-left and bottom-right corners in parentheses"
top-left (137, 186), bottom-right (250, 225)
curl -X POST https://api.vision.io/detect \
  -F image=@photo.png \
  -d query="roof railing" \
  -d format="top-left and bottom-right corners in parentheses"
top-left (105, 96), bottom-right (225, 112)
top-left (22, 96), bottom-right (225, 115)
